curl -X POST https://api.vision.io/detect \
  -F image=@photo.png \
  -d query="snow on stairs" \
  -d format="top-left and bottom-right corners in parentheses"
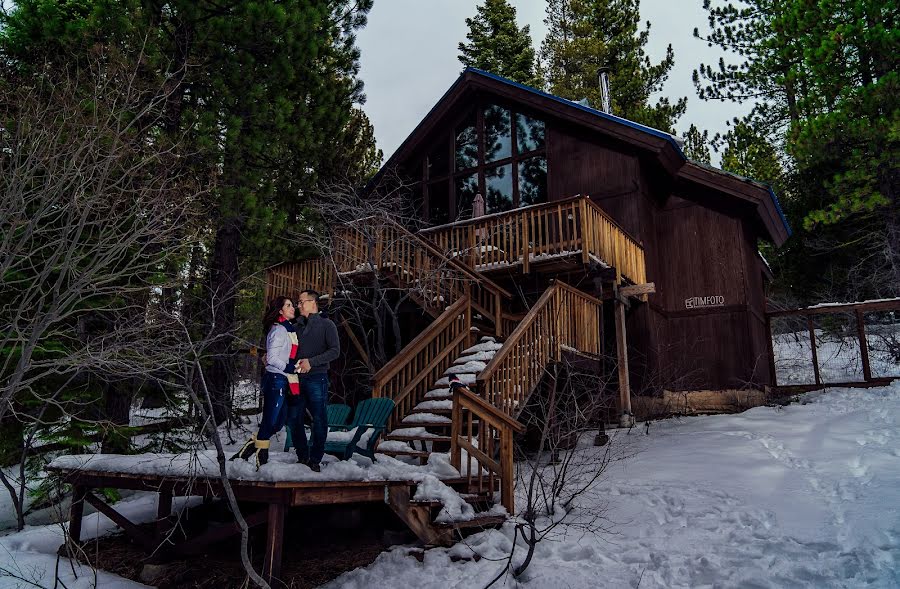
top-left (379, 337), bottom-right (502, 462)
top-left (386, 477), bottom-right (507, 547)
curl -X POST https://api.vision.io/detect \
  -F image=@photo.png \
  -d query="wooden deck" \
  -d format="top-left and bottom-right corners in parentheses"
top-left (49, 465), bottom-right (491, 584)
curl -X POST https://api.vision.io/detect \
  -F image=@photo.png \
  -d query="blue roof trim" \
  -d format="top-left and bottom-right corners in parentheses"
top-left (464, 67), bottom-right (792, 237)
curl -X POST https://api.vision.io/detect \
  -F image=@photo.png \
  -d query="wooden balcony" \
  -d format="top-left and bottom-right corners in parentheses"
top-left (419, 194), bottom-right (646, 285)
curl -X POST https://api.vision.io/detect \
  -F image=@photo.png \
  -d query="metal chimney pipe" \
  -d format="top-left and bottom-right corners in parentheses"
top-left (597, 67), bottom-right (612, 114)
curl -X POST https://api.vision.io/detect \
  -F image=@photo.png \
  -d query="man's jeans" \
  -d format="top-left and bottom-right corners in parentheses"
top-left (289, 373), bottom-right (329, 463)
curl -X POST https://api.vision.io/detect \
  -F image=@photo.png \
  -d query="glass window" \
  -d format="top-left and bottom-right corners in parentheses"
top-left (455, 173), bottom-right (479, 219)
top-left (518, 156), bottom-right (547, 207)
top-left (516, 113), bottom-right (545, 154)
top-left (484, 105), bottom-right (512, 163)
top-left (405, 183), bottom-right (425, 220)
top-left (484, 164), bottom-right (513, 213)
top-left (427, 144), bottom-right (449, 179)
top-left (455, 111), bottom-right (478, 171)
top-left (428, 181), bottom-right (450, 225)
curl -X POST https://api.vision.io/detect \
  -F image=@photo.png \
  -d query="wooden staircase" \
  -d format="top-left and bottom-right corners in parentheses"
top-left (264, 203), bottom-right (636, 539)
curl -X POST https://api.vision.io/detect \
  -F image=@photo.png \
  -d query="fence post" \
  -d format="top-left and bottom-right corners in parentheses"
top-left (765, 313), bottom-right (777, 387)
top-left (450, 389), bottom-right (462, 471)
top-left (500, 427), bottom-right (514, 514)
top-left (807, 315), bottom-right (821, 386)
top-left (855, 309), bottom-right (872, 382)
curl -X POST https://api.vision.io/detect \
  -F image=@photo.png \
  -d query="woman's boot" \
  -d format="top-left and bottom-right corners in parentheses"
top-left (231, 433), bottom-right (257, 461)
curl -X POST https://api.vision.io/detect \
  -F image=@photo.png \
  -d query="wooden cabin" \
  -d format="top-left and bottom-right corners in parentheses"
top-left (267, 67), bottom-right (791, 430)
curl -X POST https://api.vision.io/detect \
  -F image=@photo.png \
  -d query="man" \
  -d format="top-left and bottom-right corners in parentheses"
top-left (291, 289), bottom-right (340, 471)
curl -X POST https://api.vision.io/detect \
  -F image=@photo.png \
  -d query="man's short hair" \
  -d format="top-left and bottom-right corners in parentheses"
top-left (300, 289), bottom-right (321, 303)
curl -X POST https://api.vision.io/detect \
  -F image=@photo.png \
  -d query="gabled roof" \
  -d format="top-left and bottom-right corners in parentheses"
top-left (375, 67), bottom-right (791, 245)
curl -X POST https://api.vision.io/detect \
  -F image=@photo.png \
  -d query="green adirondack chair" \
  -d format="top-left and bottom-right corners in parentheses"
top-left (284, 403), bottom-right (352, 452)
top-left (323, 398), bottom-right (396, 460)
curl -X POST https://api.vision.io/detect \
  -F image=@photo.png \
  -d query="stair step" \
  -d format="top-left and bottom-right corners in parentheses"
top-left (411, 407), bottom-right (452, 416)
top-left (401, 412), bottom-right (452, 425)
top-left (385, 433), bottom-right (451, 443)
top-left (378, 448), bottom-right (431, 459)
top-left (400, 421), bottom-right (452, 429)
top-left (432, 514), bottom-right (507, 530)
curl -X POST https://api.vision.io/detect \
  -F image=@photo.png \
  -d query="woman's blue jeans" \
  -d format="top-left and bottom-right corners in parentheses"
top-left (258, 372), bottom-right (292, 441)
top-left (288, 373), bottom-right (329, 463)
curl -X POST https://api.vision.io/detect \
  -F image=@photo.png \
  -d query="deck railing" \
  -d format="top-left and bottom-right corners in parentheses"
top-left (419, 194), bottom-right (646, 284)
top-left (450, 385), bottom-right (525, 513)
top-left (372, 297), bottom-right (472, 429)
top-left (263, 217), bottom-right (511, 333)
top-left (477, 281), bottom-right (603, 417)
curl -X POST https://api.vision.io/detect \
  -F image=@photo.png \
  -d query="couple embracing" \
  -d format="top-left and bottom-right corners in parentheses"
top-left (232, 290), bottom-right (340, 471)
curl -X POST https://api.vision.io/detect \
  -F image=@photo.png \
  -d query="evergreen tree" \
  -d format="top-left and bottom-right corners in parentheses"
top-left (541, 0), bottom-right (686, 131)
top-left (682, 124), bottom-right (711, 163)
top-left (695, 0), bottom-right (899, 299)
top-left (458, 0), bottom-right (541, 87)
top-left (1, 0), bottom-right (375, 424)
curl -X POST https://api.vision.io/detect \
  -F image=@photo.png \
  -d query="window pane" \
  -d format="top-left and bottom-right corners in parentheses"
top-left (455, 173), bottom-right (479, 219)
top-left (518, 156), bottom-right (547, 207)
top-left (428, 181), bottom-right (450, 225)
top-left (484, 164), bottom-right (513, 213)
top-left (455, 111), bottom-right (478, 170)
top-left (516, 113), bottom-right (545, 153)
top-left (427, 142), bottom-right (449, 179)
top-left (405, 183), bottom-right (425, 221)
top-left (484, 105), bottom-right (512, 163)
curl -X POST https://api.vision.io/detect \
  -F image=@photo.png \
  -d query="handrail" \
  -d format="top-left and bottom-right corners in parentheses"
top-left (331, 216), bottom-right (510, 332)
top-left (450, 385), bottom-right (524, 514)
top-left (371, 297), bottom-right (472, 429)
top-left (477, 280), bottom-right (603, 417)
top-left (264, 258), bottom-right (334, 302)
top-left (419, 194), bottom-right (646, 285)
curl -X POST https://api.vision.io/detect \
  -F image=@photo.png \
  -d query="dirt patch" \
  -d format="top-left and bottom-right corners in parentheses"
top-left (74, 502), bottom-right (413, 588)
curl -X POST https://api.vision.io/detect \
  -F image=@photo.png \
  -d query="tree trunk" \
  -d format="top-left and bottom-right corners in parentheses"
top-left (207, 217), bottom-right (242, 425)
top-left (101, 381), bottom-right (134, 454)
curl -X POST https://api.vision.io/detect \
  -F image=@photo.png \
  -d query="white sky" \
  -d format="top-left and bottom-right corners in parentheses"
top-left (357, 0), bottom-right (751, 164)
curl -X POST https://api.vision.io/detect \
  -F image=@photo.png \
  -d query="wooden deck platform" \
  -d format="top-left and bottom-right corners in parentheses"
top-left (48, 465), bottom-right (489, 584)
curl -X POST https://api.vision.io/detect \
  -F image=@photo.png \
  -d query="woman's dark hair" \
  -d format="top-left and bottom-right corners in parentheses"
top-left (262, 296), bottom-right (291, 331)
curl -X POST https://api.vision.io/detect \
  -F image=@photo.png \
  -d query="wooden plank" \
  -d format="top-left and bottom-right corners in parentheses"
top-left (263, 502), bottom-right (285, 585)
top-left (456, 436), bottom-right (501, 474)
top-left (500, 429), bottom-right (514, 513)
top-left (766, 299), bottom-right (900, 318)
top-left (291, 485), bottom-right (387, 506)
top-left (84, 492), bottom-right (157, 552)
top-left (387, 485), bottom-right (451, 546)
top-left (618, 282), bottom-right (656, 298)
top-left (156, 490), bottom-right (172, 543)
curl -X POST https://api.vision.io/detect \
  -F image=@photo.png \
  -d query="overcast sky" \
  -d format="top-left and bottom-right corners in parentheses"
top-left (357, 0), bottom-right (750, 164)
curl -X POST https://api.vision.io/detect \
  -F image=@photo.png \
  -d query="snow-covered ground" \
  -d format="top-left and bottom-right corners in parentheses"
top-left (2, 380), bottom-right (898, 587)
top-left (327, 382), bottom-right (900, 589)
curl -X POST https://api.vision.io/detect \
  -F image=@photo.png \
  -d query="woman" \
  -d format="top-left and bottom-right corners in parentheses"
top-left (232, 295), bottom-right (308, 468)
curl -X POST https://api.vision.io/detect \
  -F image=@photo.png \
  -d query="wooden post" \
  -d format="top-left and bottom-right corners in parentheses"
top-left (765, 313), bottom-right (777, 387)
top-left (263, 502), bottom-right (285, 585)
top-left (807, 315), bottom-right (821, 386)
top-left (450, 389), bottom-right (462, 470)
top-left (614, 287), bottom-right (633, 426)
top-left (68, 485), bottom-right (87, 546)
top-left (521, 212), bottom-right (530, 275)
top-left (856, 310), bottom-right (872, 382)
top-left (579, 197), bottom-right (590, 266)
top-left (500, 428), bottom-right (514, 513)
top-left (156, 489), bottom-right (172, 544)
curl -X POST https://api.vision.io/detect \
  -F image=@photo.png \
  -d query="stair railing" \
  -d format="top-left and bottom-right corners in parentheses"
top-left (477, 281), bottom-right (603, 418)
top-left (372, 297), bottom-right (472, 430)
top-left (419, 194), bottom-right (646, 285)
top-left (450, 385), bottom-right (525, 514)
top-left (330, 217), bottom-right (512, 333)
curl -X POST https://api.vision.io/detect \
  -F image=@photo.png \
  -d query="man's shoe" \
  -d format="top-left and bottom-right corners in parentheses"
top-left (306, 461), bottom-right (320, 473)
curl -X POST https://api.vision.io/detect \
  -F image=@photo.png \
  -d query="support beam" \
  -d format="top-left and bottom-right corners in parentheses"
top-left (614, 286), bottom-right (634, 426)
top-left (68, 486), bottom-right (86, 545)
top-left (156, 490), bottom-right (173, 544)
top-left (618, 282), bottom-right (655, 299)
top-left (84, 492), bottom-right (157, 552)
top-left (807, 316), bottom-right (821, 386)
top-left (263, 502), bottom-right (285, 585)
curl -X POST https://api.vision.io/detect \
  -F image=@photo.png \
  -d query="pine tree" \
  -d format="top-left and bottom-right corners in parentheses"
top-left (682, 124), bottom-right (711, 163)
top-left (695, 0), bottom-right (899, 299)
top-left (1, 0), bottom-right (375, 423)
top-left (540, 0), bottom-right (686, 132)
top-left (458, 0), bottom-right (541, 87)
